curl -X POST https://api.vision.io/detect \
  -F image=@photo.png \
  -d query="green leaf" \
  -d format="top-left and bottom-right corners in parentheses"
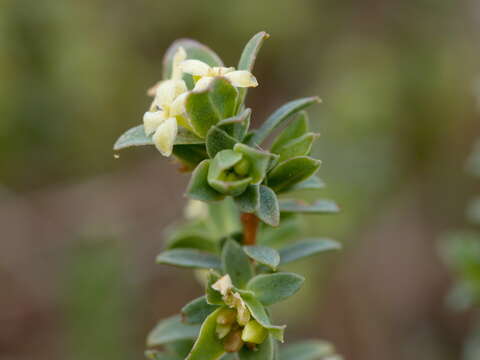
top-left (182, 296), bottom-right (219, 324)
top-left (239, 291), bottom-right (286, 342)
top-left (206, 270), bottom-right (224, 305)
top-left (249, 97), bottom-right (320, 146)
top-left (222, 239), bottom-right (254, 288)
top-left (234, 185), bottom-right (260, 213)
top-left (279, 341), bottom-right (336, 360)
top-left (173, 144), bottom-right (209, 171)
top-left (243, 245), bottom-right (280, 270)
top-left (208, 198), bottom-right (241, 238)
top-left (270, 112), bottom-right (309, 152)
top-left (267, 156), bottom-right (321, 193)
top-left (256, 185), bottom-right (280, 227)
top-left (186, 89), bottom-right (221, 138)
top-left (186, 308), bottom-right (226, 360)
top-left (279, 200), bottom-right (339, 214)
top-left (165, 339), bottom-right (196, 358)
top-left (145, 350), bottom-right (182, 360)
top-left (234, 143), bottom-right (273, 184)
top-left (217, 108), bottom-right (251, 141)
top-left (246, 272), bottom-right (304, 306)
top-left (279, 238), bottom-right (341, 265)
top-left (281, 175), bottom-right (325, 193)
top-left (113, 125), bottom-right (203, 151)
top-left (273, 133), bottom-right (319, 162)
top-left (163, 39), bottom-right (223, 89)
top-left (239, 334), bottom-right (275, 360)
top-left (258, 217), bottom-right (300, 247)
top-left (166, 228), bottom-right (217, 252)
top-left (156, 249), bottom-right (222, 269)
top-left (147, 315), bottom-right (200, 347)
top-left (237, 31), bottom-right (270, 110)
top-left (186, 160), bottom-right (225, 202)
top-left (208, 150), bottom-right (252, 196)
top-left (206, 126), bottom-right (238, 158)
top-left (209, 77), bottom-right (239, 119)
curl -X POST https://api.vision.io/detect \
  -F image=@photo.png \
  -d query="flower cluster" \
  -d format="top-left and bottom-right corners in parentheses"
top-left (114, 32), bottom-right (343, 360)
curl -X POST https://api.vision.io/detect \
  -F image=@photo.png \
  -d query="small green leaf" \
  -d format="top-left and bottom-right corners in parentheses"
top-left (273, 133), bottom-right (319, 162)
top-left (145, 350), bottom-right (182, 360)
top-left (270, 112), bottom-right (309, 152)
top-left (206, 126), bottom-right (238, 158)
top-left (239, 334), bottom-right (275, 360)
top-left (209, 77), bottom-right (239, 119)
top-left (234, 185), bottom-right (260, 213)
top-left (279, 238), bottom-right (341, 265)
top-left (165, 339), bottom-right (195, 358)
top-left (156, 249), bottom-right (221, 269)
top-left (256, 185), bottom-right (280, 227)
top-left (281, 175), bottom-right (325, 193)
top-left (249, 97), bottom-right (320, 146)
top-left (237, 31), bottom-right (269, 110)
top-left (222, 239), bottom-right (254, 288)
top-left (186, 160), bottom-right (225, 202)
top-left (173, 144), bottom-right (209, 171)
top-left (246, 272), bottom-right (304, 306)
top-left (186, 89), bottom-right (221, 138)
top-left (166, 229), bottom-right (217, 252)
top-left (267, 156), bottom-right (321, 193)
top-left (239, 291), bottom-right (286, 342)
top-left (186, 308), bottom-right (226, 360)
top-left (279, 340), bottom-right (336, 360)
top-left (243, 245), bottom-right (280, 270)
top-left (234, 143), bottom-right (273, 184)
top-left (208, 150), bottom-right (251, 196)
top-left (258, 217), bottom-right (299, 247)
top-left (147, 315), bottom-right (200, 347)
top-left (208, 198), bottom-right (241, 238)
top-left (217, 108), bottom-right (251, 141)
top-left (206, 270), bottom-right (224, 305)
top-left (279, 199), bottom-right (339, 214)
top-left (182, 296), bottom-right (219, 324)
top-left (163, 39), bottom-right (223, 89)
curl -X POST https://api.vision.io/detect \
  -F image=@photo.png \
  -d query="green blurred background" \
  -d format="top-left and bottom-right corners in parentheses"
top-left (1, 0), bottom-right (478, 359)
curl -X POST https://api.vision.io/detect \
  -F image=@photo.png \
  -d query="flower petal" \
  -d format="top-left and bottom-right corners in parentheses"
top-left (143, 110), bottom-right (167, 135)
top-left (170, 92), bottom-right (189, 116)
top-left (154, 80), bottom-right (177, 106)
top-left (212, 274), bottom-right (233, 296)
top-left (152, 117), bottom-right (177, 156)
top-left (225, 71), bottom-right (258, 88)
top-left (180, 59), bottom-right (211, 76)
top-left (192, 76), bottom-right (214, 92)
top-left (171, 46), bottom-right (187, 80)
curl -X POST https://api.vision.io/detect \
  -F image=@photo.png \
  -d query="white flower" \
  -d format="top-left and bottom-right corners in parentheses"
top-left (179, 59), bottom-right (258, 92)
top-left (184, 199), bottom-right (208, 220)
top-left (212, 274), bottom-right (251, 326)
top-left (212, 274), bottom-right (233, 296)
top-left (143, 47), bottom-right (189, 156)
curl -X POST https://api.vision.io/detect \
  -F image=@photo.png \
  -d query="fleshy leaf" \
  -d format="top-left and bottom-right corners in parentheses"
top-left (236, 31), bottom-right (269, 110)
top-left (221, 239), bottom-right (254, 288)
top-left (185, 308), bottom-right (226, 360)
top-left (145, 350), bottom-right (182, 360)
top-left (165, 339), bottom-right (196, 358)
top-left (281, 175), bottom-right (325, 193)
top-left (173, 144), bottom-right (209, 171)
top-left (113, 125), bottom-right (203, 151)
top-left (182, 296), bottom-right (219, 324)
top-left (278, 340), bottom-right (336, 360)
top-left (186, 88), bottom-right (221, 138)
top-left (209, 77), bottom-right (239, 120)
top-left (258, 217), bottom-right (300, 247)
top-left (163, 38), bottom-right (223, 88)
top-left (239, 291), bottom-right (286, 342)
top-left (273, 133), bottom-right (319, 162)
top-left (279, 238), bottom-right (341, 265)
top-left (246, 272), bottom-right (304, 306)
top-left (267, 156), bottom-right (321, 193)
top-left (206, 126), bottom-right (238, 158)
top-left (147, 315), bottom-right (200, 347)
top-left (279, 199), bottom-right (339, 214)
top-left (208, 150), bottom-right (251, 196)
top-left (256, 185), bottom-right (280, 227)
top-left (186, 160), bottom-right (225, 202)
top-left (270, 111), bottom-right (309, 152)
top-left (206, 270), bottom-right (224, 305)
top-left (156, 249), bottom-right (222, 269)
top-left (166, 229), bottom-right (217, 252)
top-left (208, 198), bottom-right (241, 238)
top-left (243, 245), bottom-right (280, 270)
top-left (217, 108), bottom-right (251, 141)
top-left (233, 143), bottom-right (273, 184)
top-left (234, 185), bottom-right (260, 213)
top-left (249, 97), bottom-right (320, 146)
top-left (238, 334), bottom-right (275, 360)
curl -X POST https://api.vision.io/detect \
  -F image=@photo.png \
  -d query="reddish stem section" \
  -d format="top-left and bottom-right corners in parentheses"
top-left (241, 213), bottom-right (259, 245)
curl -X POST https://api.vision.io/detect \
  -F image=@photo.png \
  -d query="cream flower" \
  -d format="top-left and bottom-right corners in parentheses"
top-left (179, 60), bottom-right (258, 92)
top-left (212, 275), bottom-right (251, 326)
top-left (143, 47), bottom-right (189, 156)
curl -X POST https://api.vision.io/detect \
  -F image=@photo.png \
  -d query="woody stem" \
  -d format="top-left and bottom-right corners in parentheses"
top-left (241, 213), bottom-right (259, 245)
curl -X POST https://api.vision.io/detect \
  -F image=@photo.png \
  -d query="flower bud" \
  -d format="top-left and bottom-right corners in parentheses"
top-left (216, 323), bottom-right (232, 339)
top-left (223, 329), bottom-right (244, 352)
top-left (241, 320), bottom-right (268, 344)
top-left (233, 158), bottom-right (250, 176)
top-left (216, 308), bottom-right (237, 325)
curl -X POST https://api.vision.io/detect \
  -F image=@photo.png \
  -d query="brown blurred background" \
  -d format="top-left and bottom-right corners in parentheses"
top-left (1, 0), bottom-right (479, 359)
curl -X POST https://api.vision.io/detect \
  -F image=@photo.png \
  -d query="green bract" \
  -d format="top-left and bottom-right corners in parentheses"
top-left (112, 31), bottom-right (343, 360)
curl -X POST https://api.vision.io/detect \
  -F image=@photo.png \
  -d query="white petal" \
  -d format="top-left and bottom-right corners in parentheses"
top-left (212, 274), bottom-right (233, 296)
top-left (171, 46), bottom-right (187, 80)
top-left (147, 80), bottom-right (163, 97)
top-left (192, 77), bottom-right (214, 92)
top-left (154, 80), bottom-right (177, 106)
top-left (170, 92), bottom-right (189, 116)
top-left (224, 71), bottom-right (258, 88)
top-left (180, 59), bottom-right (211, 76)
top-left (152, 117), bottom-right (177, 156)
top-left (174, 80), bottom-right (188, 98)
top-left (212, 66), bottom-right (235, 76)
top-left (143, 110), bottom-right (166, 135)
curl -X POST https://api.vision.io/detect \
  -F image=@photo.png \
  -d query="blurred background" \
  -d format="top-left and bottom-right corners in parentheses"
top-left (1, 0), bottom-right (479, 359)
